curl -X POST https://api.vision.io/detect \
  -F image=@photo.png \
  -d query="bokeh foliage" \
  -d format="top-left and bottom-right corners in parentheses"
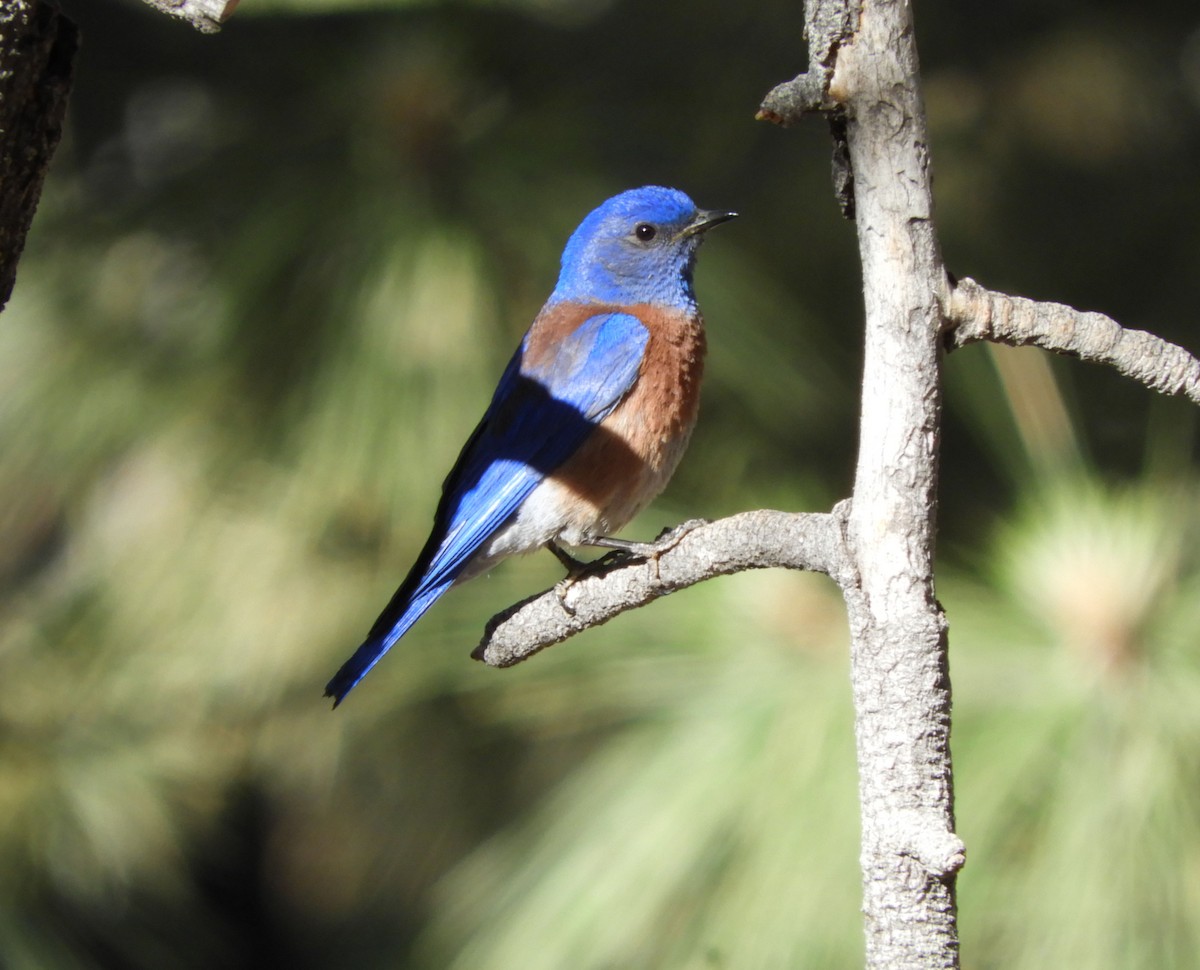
top-left (2, 0), bottom-right (1199, 965)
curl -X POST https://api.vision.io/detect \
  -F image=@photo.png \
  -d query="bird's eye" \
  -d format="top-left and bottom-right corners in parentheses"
top-left (634, 223), bottom-right (657, 242)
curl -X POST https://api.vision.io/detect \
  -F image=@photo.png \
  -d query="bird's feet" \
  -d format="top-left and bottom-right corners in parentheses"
top-left (588, 517), bottom-right (710, 561)
top-left (550, 519), bottom-right (710, 613)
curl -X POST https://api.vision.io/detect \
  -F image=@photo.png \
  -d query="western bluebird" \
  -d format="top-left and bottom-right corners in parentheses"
top-left (326, 186), bottom-right (735, 705)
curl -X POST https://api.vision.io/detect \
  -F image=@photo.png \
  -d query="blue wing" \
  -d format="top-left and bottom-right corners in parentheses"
top-left (325, 311), bottom-right (649, 704)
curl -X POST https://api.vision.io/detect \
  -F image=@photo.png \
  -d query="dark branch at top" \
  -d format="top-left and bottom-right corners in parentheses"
top-left (0, 0), bottom-right (77, 313)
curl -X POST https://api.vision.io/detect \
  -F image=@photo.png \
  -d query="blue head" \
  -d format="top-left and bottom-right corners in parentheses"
top-left (550, 186), bottom-right (736, 309)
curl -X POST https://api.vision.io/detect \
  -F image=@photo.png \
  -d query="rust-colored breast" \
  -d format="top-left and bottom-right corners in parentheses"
top-left (546, 301), bottom-right (706, 536)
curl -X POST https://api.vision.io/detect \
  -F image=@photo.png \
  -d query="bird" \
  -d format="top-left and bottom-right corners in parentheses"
top-left (325, 186), bottom-right (736, 705)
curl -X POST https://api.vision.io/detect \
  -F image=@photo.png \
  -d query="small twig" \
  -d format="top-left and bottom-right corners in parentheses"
top-left (756, 0), bottom-right (862, 125)
top-left (946, 277), bottom-right (1200, 405)
top-left (474, 508), bottom-right (853, 668)
top-left (757, 73), bottom-right (836, 125)
top-left (137, 0), bottom-right (238, 33)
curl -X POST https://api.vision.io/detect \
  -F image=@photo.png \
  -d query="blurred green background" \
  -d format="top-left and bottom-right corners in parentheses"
top-left (3, 0), bottom-right (1200, 965)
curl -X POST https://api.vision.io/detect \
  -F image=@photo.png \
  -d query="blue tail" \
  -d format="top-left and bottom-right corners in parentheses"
top-left (324, 580), bottom-right (452, 707)
top-left (323, 309), bottom-right (645, 706)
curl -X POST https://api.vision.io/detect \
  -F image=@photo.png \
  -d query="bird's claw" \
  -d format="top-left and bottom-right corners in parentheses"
top-left (583, 518), bottom-right (710, 583)
top-left (550, 544), bottom-right (646, 616)
top-left (554, 576), bottom-right (579, 616)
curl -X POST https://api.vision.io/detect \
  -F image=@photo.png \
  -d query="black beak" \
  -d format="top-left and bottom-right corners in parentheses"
top-left (681, 207), bottom-right (738, 237)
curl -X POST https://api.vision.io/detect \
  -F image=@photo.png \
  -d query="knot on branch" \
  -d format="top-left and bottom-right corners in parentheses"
top-left (894, 811), bottom-right (967, 879)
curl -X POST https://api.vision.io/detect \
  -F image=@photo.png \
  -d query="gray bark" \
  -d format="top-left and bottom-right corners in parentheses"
top-left (826, 1), bottom-right (962, 964)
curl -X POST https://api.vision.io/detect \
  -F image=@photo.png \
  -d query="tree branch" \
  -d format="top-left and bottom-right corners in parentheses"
top-left (474, 508), bottom-right (854, 668)
top-left (946, 276), bottom-right (1200, 405)
top-left (0, 0), bottom-right (76, 314)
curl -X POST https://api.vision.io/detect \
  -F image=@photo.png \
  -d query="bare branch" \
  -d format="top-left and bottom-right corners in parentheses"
top-left (474, 508), bottom-right (853, 668)
top-left (946, 277), bottom-right (1200, 405)
top-left (137, 0), bottom-right (238, 34)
